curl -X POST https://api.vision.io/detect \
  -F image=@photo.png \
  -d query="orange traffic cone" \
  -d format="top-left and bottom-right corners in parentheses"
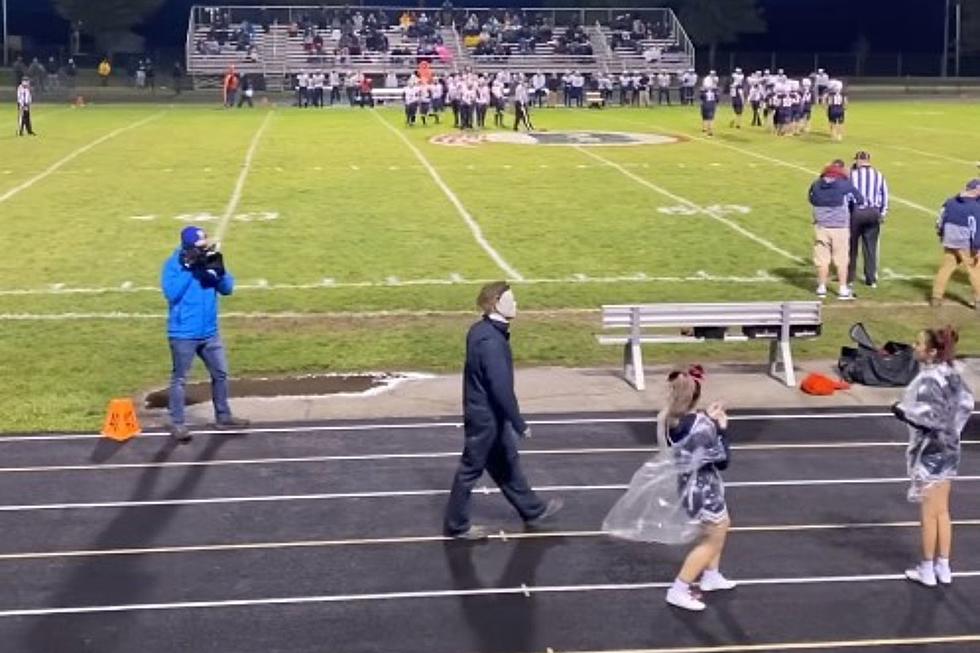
top-left (101, 398), bottom-right (141, 441)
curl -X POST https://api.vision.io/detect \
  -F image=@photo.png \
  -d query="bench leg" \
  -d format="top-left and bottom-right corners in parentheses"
top-left (769, 339), bottom-right (797, 387)
top-left (622, 341), bottom-right (645, 391)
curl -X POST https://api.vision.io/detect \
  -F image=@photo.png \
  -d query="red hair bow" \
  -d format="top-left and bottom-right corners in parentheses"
top-left (687, 364), bottom-right (705, 381)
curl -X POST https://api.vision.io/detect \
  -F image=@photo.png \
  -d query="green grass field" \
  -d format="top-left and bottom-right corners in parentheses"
top-left (1, 99), bottom-right (978, 431)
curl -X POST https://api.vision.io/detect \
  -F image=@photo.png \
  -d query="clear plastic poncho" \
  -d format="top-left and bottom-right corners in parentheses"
top-left (896, 363), bottom-right (974, 502)
top-left (601, 412), bottom-right (725, 545)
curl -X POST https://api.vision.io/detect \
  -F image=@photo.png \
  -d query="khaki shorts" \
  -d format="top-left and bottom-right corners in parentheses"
top-left (813, 226), bottom-right (850, 269)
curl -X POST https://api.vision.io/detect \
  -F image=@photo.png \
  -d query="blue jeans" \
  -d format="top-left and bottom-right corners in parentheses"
top-left (168, 335), bottom-right (231, 426)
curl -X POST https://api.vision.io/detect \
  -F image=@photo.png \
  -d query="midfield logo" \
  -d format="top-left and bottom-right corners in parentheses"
top-left (430, 131), bottom-right (680, 148)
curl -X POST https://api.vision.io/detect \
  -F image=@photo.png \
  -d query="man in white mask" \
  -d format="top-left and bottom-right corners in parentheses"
top-left (444, 282), bottom-right (563, 540)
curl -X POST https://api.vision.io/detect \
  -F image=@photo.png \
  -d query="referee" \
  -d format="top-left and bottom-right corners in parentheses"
top-left (17, 79), bottom-right (36, 137)
top-left (848, 151), bottom-right (889, 289)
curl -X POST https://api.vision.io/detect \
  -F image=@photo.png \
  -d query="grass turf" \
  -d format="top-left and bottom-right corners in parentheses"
top-left (0, 100), bottom-right (978, 431)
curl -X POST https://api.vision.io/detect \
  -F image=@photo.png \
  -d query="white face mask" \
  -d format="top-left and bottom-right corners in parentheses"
top-left (494, 289), bottom-right (518, 320)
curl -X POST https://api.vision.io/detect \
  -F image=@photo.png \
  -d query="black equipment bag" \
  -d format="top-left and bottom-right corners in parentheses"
top-left (837, 323), bottom-right (918, 387)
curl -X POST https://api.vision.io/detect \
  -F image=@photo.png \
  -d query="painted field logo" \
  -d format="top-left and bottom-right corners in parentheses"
top-left (431, 131), bottom-right (678, 148)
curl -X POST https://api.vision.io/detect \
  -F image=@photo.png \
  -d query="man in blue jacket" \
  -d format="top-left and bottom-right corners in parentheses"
top-left (161, 226), bottom-right (249, 443)
top-left (808, 160), bottom-right (864, 301)
top-left (444, 282), bottom-right (562, 540)
top-left (932, 179), bottom-right (980, 310)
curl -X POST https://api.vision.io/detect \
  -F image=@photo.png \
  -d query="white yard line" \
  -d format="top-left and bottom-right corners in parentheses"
top-left (0, 570), bottom-right (977, 618)
top-left (213, 111), bottom-right (274, 242)
top-left (575, 147), bottom-right (805, 264)
top-left (2, 520), bottom-right (979, 561)
top-left (371, 110), bottom-right (524, 280)
top-left (882, 144), bottom-right (978, 167)
top-left (638, 121), bottom-right (937, 216)
top-left (0, 112), bottom-right (166, 205)
top-left (2, 477), bottom-right (979, 512)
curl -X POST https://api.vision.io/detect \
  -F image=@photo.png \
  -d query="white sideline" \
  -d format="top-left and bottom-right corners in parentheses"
top-left (3, 519), bottom-right (980, 561)
top-left (0, 270), bottom-right (785, 297)
top-left (564, 634), bottom-right (980, 653)
top-left (371, 110), bottom-right (524, 280)
top-left (575, 147), bottom-right (805, 264)
top-left (0, 570), bottom-right (976, 618)
top-left (3, 411), bottom-right (980, 443)
top-left (214, 111), bottom-right (274, 242)
top-left (0, 112), bottom-right (166, 205)
top-left (4, 440), bottom-right (978, 474)
top-left (1, 476), bottom-right (978, 512)
top-left (639, 121), bottom-right (937, 216)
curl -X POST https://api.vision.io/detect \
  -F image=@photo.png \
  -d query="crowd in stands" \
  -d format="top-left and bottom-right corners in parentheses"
top-left (10, 55), bottom-right (78, 90)
top-left (196, 12), bottom-right (260, 62)
top-left (460, 10), bottom-right (593, 57)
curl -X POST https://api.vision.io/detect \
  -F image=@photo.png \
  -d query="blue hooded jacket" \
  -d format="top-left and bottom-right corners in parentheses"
top-left (161, 248), bottom-right (235, 340)
top-left (937, 195), bottom-right (980, 252)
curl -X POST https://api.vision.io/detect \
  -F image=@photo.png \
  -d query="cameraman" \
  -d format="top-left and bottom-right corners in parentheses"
top-left (161, 227), bottom-right (249, 443)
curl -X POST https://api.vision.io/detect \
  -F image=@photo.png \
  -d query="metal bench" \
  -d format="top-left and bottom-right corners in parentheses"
top-left (597, 302), bottom-right (823, 390)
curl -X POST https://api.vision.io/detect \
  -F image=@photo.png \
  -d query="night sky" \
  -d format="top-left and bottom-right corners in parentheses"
top-left (4, 0), bottom-right (947, 55)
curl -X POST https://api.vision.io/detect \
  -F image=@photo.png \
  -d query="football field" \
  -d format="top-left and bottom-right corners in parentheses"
top-left (1, 100), bottom-right (978, 430)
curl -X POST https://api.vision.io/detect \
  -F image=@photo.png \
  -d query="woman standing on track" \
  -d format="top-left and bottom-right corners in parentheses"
top-left (892, 327), bottom-right (973, 587)
top-left (603, 366), bottom-right (736, 612)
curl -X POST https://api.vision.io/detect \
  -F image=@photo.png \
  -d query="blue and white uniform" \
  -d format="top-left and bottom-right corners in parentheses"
top-left (700, 87), bottom-right (718, 121)
top-left (827, 85), bottom-right (846, 124)
top-left (669, 412), bottom-right (731, 523)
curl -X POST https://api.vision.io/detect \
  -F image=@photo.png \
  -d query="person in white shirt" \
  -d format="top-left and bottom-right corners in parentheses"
top-left (448, 75), bottom-right (462, 127)
top-left (491, 78), bottom-right (506, 127)
top-left (571, 71), bottom-right (586, 108)
top-left (17, 79), bottom-right (36, 137)
top-left (460, 80), bottom-right (477, 130)
top-left (513, 79), bottom-right (533, 131)
top-left (430, 79), bottom-right (445, 118)
top-left (404, 80), bottom-right (420, 126)
top-left (297, 71), bottom-right (310, 108)
top-left (328, 70), bottom-right (341, 105)
top-left (311, 71), bottom-right (325, 108)
top-left (656, 71), bottom-right (671, 105)
top-left (476, 78), bottom-right (491, 128)
top-left (531, 71), bottom-right (547, 108)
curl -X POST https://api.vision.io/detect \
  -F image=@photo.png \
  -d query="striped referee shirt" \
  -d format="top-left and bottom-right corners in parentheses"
top-left (850, 165), bottom-right (889, 216)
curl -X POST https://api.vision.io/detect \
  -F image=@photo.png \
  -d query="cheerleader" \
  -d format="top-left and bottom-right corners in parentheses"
top-left (892, 327), bottom-right (973, 587)
top-left (603, 366), bottom-right (735, 612)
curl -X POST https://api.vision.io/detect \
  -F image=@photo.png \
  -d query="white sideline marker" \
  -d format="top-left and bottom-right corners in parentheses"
top-left (214, 111), bottom-right (274, 242)
top-left (0, 112), bottom-right (165, 205)
top-left (576, 147), bottom-right (804, 264)
top-left (370, 110), bottom-right (524, 281)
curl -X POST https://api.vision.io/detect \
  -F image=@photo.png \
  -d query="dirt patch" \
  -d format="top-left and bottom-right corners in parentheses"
top-left (144, 374), bottom-right (399, 409)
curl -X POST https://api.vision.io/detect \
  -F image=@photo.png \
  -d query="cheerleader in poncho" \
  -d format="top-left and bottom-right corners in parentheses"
top-left (892, 327), bottom-right (974, 587)
top-left (602, 366), bottom-right (735, 612)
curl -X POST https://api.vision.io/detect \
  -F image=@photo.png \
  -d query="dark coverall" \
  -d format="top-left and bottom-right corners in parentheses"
top-left (444, 317), bottom-right (547, 535)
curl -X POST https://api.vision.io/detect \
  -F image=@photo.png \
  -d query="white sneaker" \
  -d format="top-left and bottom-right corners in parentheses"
top-left (816, 285), bottom-right (827, 298)
top-left (699, 571), bottom-right (737, 592)
top-left (905, 564), bottom-right (937, 587)
top-left (666, 587), bottom-right (706, 611)
top-left (838, 287), bottom-right (855, 301)
top-left (934, 560), bottom-right (953, 585)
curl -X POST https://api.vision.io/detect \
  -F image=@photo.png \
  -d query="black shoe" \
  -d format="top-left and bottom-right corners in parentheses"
top-left (169, 424), bottom-right (192, 444)
top-left (525, 498), bottom-right (563, 527)
top-left (448, 526), bottom-right (490, 541)
top-left (215, 416), bottom-right (251, 430)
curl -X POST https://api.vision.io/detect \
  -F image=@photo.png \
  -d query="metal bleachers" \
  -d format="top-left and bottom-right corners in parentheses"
top-left (185, 5), bottom-right (695, 88)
